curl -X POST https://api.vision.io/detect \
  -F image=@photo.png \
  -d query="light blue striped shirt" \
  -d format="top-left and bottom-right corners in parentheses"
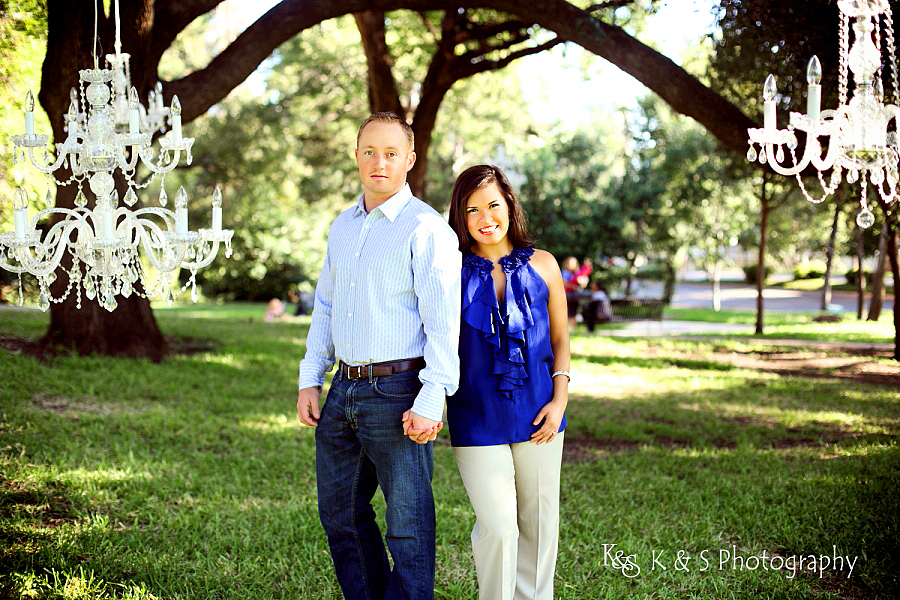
top-left (298, 184), bottom-right (461, 422)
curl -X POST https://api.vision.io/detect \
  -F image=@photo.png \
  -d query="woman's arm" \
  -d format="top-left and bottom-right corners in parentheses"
top-left (530, 249), bottom-right (570, 444)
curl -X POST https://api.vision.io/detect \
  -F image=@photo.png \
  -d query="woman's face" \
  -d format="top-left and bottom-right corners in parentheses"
top-left (465, 182), bottom-right (510, 250)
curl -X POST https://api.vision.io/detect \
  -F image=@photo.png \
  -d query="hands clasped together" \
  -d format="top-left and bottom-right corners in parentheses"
top-left (297, 386), bottom-right (441, 444)
top-left (299, 387), bottom-right (565, 445)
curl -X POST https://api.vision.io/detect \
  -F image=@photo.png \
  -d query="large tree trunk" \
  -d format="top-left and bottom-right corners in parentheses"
top-left (38, 0), bottom-right (169, 361)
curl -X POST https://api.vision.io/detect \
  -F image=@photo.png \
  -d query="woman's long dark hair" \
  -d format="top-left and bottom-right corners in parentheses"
top-left (448, 165), bottom-right (535, 253)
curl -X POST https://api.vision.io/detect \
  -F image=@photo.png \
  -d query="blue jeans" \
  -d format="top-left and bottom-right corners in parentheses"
top-left (316, 369), bottom-right (435, 600)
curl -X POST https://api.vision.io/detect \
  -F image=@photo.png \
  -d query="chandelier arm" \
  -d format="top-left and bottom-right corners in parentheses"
top-left (5, 216), bottom-right (91, 278)
top-left (114, 141), bottom-right (145, 173)
top-left (136, 148), bottom-right (182, 175)
top-left (179, 241), bottom-right (222, 270)
top-left (128, 216), bottom-right (188, 273)
top-left (24, 145), bottom-right (69, 176)
top-left (764, 141), bottom-right (812, 176)
top-left (808, 133), bottom-right (844, 173)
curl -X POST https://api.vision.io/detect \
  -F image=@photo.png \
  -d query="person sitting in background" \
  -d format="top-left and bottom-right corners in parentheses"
top-left (561, 256), bottom-right (592, 330)
top-left (582, 280), bottom-right (612, 332)
top-left (265, 298), bottom-right (286, 321)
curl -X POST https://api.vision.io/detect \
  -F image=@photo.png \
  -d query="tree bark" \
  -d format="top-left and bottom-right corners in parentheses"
top-left (354, 10), bottom-right (406, 118)
top-left (867, 222), bottom-right (888, 321)
top-left (821, 199), bottom-right (840, 312)
top-left (856, 222), bottom-right (867, 320)
top-left (884, 222), bottom-right (900, 360)
top-left (755, 173), bottom-right (770, 335)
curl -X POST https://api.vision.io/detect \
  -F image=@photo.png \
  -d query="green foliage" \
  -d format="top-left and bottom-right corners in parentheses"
top-left (519, 122), bottom-right (626, 262)
top-left (158, 11), bottom-right (530, 300)
top-left (792, 259), bottom-right (827, 280)
top-left (844, 268), bottom-right (872, 286)
top-left (159, 16), bottom-right (368, 300)
top-left (0, 1), bottom-right (50, 298)
top-left (616, 92), bottom-right (757, 285)
top-left (742, 263), bottom-right (771, 283)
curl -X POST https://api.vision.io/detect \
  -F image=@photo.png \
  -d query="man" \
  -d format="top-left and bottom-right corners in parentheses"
top-left (297, 112), bottom-right (461, 600)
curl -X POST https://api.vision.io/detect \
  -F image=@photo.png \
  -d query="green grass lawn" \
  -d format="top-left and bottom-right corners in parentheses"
top-left (1, 304), bottom-right (898, 599)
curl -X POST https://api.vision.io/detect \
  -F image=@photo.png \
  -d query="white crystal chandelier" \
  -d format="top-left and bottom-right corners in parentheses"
top-left (0, 0), bottom-right (233, 312)
top-left (746, 0), bottom-right (899, 229)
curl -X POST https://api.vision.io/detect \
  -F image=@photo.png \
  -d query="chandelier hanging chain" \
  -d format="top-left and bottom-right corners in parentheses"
top-left (885, 10), bottom-right (898, 104)
top-left (0, 0), bottom-right (234, 311)
top-left (840, 11), bottom-right (849, 106)
top-left (746, 0), bottom-right (899, 230)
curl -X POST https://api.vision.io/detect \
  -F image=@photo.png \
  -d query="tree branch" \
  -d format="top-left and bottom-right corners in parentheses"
top-left (153, 0), bottom-right (754, 154)
top-left (586, 1), bottom-right (635, 13)
top-left (354, 10), bottom-right (406, 116)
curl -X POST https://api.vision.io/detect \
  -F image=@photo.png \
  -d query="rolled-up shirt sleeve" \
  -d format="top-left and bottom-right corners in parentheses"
top-left (410, 217), bottom-right (462, 422)
top-left (298, 247), bottom-right (336, 390)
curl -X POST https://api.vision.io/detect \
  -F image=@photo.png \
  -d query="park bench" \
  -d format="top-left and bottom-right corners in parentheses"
top-left (609, 298), bottom-right (666, 323)
top-left (581, 296), bottom-right (666, 332)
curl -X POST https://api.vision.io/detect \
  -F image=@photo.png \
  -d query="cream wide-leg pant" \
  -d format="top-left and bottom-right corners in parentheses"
top-left (453, 432), bottom-right (564, 600)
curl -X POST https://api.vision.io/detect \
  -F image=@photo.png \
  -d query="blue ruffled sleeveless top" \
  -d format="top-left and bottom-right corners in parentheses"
top-left (447, 246), bottom-right (566, 447)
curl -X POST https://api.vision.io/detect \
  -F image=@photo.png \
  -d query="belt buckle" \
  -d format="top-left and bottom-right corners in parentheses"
top-left (347, 365), bottom-right (362, 379)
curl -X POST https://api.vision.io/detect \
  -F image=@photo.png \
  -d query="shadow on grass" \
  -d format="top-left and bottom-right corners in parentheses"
top-left (578, 352), bottom-right (739, 372)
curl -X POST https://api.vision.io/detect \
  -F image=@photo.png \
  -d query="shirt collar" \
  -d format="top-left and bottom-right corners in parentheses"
top-left (354, 184), bottom-right (414, 222)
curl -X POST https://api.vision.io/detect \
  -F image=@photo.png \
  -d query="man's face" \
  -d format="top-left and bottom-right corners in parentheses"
top-left (355, 121), bottom-right (416, 206)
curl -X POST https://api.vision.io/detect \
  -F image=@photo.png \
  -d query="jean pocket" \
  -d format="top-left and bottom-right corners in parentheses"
top-left (372, 370), bottom-right (422, 400)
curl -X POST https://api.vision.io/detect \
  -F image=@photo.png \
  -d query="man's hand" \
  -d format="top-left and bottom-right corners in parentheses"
top-left (297, 386), bottom-right (321, 426)
top-left (401, 410), bottom-right (442, 444)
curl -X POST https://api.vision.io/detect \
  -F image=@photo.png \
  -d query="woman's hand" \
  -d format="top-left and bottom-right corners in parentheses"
top-left (530, 397), bottom-right (566, 444)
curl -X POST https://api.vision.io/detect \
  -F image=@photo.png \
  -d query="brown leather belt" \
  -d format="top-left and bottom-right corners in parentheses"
top-left (339, 357), bottom-right (425, 380)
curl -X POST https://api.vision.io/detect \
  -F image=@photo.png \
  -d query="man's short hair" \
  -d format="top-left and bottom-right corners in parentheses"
top-left (357, 112), bottom-right (415, 151)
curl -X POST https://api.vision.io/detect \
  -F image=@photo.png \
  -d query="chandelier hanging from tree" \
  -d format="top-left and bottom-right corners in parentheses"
top-left (746, 0), bottom-right (899, 229)
top-left (0, 0), bottom-right (233, 312)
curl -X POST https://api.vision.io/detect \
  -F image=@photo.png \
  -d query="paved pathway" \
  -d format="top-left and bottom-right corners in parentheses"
top-left (599, 280), bottom-right (894, 350)
top-left (638, 280), bottom-right (894, 313)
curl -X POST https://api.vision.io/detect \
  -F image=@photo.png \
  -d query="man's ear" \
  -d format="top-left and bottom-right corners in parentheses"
top-left (406, 151), bottom-right (417, 172)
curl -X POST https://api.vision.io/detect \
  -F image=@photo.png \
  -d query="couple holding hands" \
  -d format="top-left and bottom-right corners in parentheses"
top-left (297, 112), bottom-right (569, 600)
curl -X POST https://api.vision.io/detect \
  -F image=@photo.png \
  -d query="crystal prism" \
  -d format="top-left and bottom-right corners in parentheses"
top-left (856, 208), bottom-right (875, 228)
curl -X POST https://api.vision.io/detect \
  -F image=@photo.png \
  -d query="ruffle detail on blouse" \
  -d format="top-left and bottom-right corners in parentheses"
top-left (461, 247), bottom-right (537, 400)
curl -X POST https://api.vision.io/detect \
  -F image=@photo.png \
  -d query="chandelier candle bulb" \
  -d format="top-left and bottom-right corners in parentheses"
top-left (175, 186), bottom-right (188, 234)
top-left (763, 74), bottom-right (777, 131)
top-left (806, 56), bottom-right (822, 123)
top-left (212, 187), bottom-right (222, 233)
top-left (13, 189), bottom-right (28, 240)
top-left (171, 96), bottom-right (182, 142)
top-left (128, 86), bottom-right (140, 134)
top-left (67, 101), bottom-right (79, 140)
top-left (100, 192), bottom-right (116, 239)
top-left (24, 91), bottom-right (35, 136)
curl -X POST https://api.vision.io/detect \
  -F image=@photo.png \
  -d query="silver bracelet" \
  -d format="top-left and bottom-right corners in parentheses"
top-left (551, 370), bottom-right (570, 382)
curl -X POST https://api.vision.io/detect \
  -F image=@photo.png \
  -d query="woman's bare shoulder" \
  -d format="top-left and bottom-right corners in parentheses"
top-left (529, 248), bottom-right (562, 280)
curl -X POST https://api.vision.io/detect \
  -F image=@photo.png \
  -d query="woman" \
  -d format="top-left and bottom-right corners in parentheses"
top-left (446, 165), bottom-right (570, 600)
